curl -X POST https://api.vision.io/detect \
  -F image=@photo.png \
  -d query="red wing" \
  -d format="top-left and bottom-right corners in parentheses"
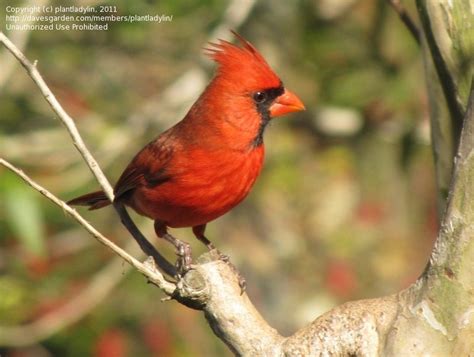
top-left (113, 135), bottom-right (174, 200)
top-left (113, 166), bottom-right (144, 199)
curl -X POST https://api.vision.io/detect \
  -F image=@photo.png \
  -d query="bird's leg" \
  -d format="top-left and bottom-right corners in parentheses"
top-left (192, 224), bottom-right (216, 251)
top-left (192, 224), bottom-right (246, 292)
top-left (193, 224), bottom-right (228, 261)
top-left (164, 233), bottom-right (193, 274)
top-left (154, 221), bottom-right (192, 275)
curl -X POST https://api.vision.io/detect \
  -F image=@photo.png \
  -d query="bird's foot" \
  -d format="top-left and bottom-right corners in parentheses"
top-left (175, 240), bottom-right (193, 276)
top-left (161, 233), bottom-right (193, 277)
top-left (215, 249), bottom-right (229, 263)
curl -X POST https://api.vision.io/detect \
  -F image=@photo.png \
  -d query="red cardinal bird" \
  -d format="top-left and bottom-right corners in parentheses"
top-left (68, 32), bottom-right (304, 270)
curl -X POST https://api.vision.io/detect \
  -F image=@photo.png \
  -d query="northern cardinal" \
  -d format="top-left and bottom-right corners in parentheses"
top-left (68, 32), bottom-right (305, 270)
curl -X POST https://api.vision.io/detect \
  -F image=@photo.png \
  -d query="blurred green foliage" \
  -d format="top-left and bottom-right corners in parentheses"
top-left (0, 0), bottom-right (436, 356)
top-left (1, 171), bottom-right (46, 256)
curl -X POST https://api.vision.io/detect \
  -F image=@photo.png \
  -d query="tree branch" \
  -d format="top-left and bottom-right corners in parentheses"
top-left (387, 0), bottom-right (421, 45)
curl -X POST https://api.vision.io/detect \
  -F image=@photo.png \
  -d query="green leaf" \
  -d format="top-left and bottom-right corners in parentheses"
top-left (1, 171), bottom-right (46, 256)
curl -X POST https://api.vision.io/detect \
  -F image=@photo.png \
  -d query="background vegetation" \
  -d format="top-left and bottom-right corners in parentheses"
top-left (0, 0), bottom-right (434, 355)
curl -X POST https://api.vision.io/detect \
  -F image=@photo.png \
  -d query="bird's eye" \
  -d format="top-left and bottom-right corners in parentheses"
top-left (253, 91), bottom-right (267, 103)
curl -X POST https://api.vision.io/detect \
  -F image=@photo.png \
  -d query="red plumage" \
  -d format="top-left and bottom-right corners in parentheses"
top-left (68, 32), bottom-right (304, 248)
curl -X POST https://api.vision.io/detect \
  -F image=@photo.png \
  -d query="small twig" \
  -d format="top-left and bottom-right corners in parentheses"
top-left (0, 158), bottom-right (176, 295)
top-left (113, 202), bottom-right (176, 277)
top-left (416, 0), bottom-right (464, 148)
top-left (0, 32), bottom-right (114, 201)
top-left (457, 78), bottom-right (474, 158)
top-left (387, 0), bottom-right (421, 45)
top-left (441, 78), bottom-right (474, 216)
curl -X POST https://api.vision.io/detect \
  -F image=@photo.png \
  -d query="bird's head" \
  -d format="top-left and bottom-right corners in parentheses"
top-left (200, 31), bottom-right (305, 147)
top-left (206, 31), bottom-right (305, 118)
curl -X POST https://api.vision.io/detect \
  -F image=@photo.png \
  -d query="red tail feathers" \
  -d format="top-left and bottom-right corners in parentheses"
top-left (67, 190), bottom-right (111, 210)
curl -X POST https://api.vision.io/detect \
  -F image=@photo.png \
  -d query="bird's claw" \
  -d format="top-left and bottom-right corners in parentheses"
top-left (238, 276), bottom-right (247, 294)
top-left (216, 251), bottom-right (229, 262)
top-left (175, 241), bottom-right (192, 276)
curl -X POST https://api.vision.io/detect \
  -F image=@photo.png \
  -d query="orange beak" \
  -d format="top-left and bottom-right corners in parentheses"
top-left (269, 89), bottom-right (305, 117)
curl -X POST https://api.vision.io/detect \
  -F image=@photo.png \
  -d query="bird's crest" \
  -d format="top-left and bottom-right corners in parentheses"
top-left (205, 31), bottom-right (282, 90)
